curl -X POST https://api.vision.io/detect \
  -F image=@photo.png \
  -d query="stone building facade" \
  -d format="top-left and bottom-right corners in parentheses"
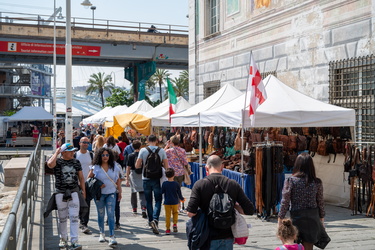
top-left (188, 0), bottom-right (375, 140)
top-left (188, 0), bottom-right (374, 101)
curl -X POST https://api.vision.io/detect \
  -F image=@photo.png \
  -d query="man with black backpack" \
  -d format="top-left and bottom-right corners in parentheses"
top-left (135, 134), bottom-right (169, 234)
top-left (186, 155), bottom-right (254, 249)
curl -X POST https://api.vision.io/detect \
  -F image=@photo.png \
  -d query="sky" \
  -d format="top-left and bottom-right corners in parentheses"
top-left (0, 0), bottom-right (189, 88)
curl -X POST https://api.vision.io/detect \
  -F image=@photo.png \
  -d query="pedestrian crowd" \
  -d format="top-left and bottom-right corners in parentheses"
top-left (45, 128), bottom-right (329, 250)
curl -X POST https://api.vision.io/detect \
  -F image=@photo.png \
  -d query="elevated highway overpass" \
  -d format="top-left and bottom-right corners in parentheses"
top-left (0, 12), bottom-right (188, 69)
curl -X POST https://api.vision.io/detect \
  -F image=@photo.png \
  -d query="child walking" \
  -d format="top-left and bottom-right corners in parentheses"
top-left (161, 168), bottom-right (184, 235)
top-left (275, 218), bottom-right (304, 250)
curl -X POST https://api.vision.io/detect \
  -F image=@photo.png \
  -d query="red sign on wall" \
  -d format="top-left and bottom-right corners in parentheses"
top-left (0, 41), bottom-right (101, 56)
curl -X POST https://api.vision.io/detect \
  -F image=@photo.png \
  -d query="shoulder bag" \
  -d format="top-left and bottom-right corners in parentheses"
top-left (101, 166), bottom-right (119, 192)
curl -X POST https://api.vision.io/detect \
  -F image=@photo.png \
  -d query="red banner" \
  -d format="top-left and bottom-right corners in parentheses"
top-left (0, 41), bottom-right (101, 56)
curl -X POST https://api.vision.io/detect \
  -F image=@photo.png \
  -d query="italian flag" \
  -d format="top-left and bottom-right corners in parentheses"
top-left (167, 78), bottom-right (177, 122)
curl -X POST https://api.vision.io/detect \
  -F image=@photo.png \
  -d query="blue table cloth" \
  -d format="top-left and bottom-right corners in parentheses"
top-left (183, 162), bottom-right (285, 206)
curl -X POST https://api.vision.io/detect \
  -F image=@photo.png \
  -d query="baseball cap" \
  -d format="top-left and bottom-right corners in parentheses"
top-left (60, 143), bottom-right (77, 152)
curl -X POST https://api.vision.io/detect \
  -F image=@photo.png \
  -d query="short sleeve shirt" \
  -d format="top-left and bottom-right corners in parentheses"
top-left (75, 151), bottom-right (93, 181)
top-left (54, 158), bottom-right (82, 192)
top-left (127, 151), bottom-right (139, 170)
top-left (91, 164), bottom-right (120, 194)
top-left (138, 146), bottom-right (167, 180)
top-left (165, 147), bottom-right (188, 176)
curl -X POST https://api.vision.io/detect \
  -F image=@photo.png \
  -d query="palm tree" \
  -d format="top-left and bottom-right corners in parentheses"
top-left (86, 72), bottom-right (114, 107)
top-left (151, 69), bottom-right (170, 102)
top-left (180, 70), bottom-right (189, 84)
top-left (171, 77), bottom-right (188, 99)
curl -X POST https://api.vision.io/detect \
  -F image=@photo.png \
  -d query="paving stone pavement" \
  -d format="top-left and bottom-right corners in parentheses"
top-left (41, 170), bottom-right (375, 250)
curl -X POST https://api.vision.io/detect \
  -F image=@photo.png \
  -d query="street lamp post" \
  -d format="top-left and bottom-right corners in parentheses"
top-left (53, 0), bottom-right (57, 151)
top-left (65, 0), bottom-right (73, 144)
top-left (63, 0), bottom-right (93, 144)
top-left (91, 6), bottom-right (96, 28)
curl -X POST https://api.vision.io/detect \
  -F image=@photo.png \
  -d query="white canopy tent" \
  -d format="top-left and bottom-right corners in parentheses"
top-left (103, 105), bottom-right (129, 122)
top-left (82, 107), bottom-right (112, 125)
top-left (144, 96), bottom-right (192, 126)
top-left (199, 75), bottom-right (356, 127)
top-left (171, 83), bottom-right (243, 127)
top-left (121, 100), bottom-right (153, 115)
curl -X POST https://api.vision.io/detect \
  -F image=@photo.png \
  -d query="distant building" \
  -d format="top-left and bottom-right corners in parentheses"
top-left (188, 0), bottom-right (375, 141)
top-left (0, 63), bottom-right (52, 112)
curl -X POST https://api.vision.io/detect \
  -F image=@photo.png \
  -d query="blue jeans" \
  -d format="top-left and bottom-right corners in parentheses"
top-left (143, 179), bottom-right (162, 223)
top-left (209, 239), bottom-right (234, 250)
top-left (94, 193), bottom-right (116, 236)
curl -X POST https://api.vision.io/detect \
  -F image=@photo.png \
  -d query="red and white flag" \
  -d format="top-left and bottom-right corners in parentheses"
top-left (247, 53), bottom-right (267, 126)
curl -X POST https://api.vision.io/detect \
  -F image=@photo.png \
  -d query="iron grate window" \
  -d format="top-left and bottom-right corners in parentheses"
top-left (329, 55), bottom-right (375, 142)
top-left (204, 80), bottom-right (220, 98)
top-left (261, 71), bottom-right (277, 79)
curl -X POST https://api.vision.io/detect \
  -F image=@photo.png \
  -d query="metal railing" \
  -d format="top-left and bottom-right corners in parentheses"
top-left (0, 135), bottom-right (42, 250)
top-left (0, 11), bottom-right (188, 35)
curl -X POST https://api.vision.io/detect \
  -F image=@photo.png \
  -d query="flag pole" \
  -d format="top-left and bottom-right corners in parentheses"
top-left (240, 51), bottom-right (253, 189)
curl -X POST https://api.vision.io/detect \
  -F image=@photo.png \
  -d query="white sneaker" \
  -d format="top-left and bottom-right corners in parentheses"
top-left (98, 233), bottom-right (106, 243)
top-left (58, 238), bottom-right (68, 248)
top-left (108, 236), bottom-right (118, 248)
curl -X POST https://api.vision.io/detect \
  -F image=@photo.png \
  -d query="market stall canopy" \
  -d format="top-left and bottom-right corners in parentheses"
top-left (105, 100), bottom-right (153, 137)
top-left (132, 96), bottom-right (191, 129)
top-left (120, 100), bottom-right (153, 115)
top-left (6, 106), bottom-right (54, 121)
top-left (171, 84), bottom-right (243, 127)
top-left (82, 107), bottom-right (112, 125)
top-left (199, 75), bottom-right (356, 127)
top-left (103, 105), bottom-right (129, 122)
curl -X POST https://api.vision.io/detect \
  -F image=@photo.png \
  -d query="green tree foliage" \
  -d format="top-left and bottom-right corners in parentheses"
top-left (105, 88), bottom-right (134, 107)
top-left (2, 110), bottom-right (17, 116)
top-left (86, 72), bottom-right (114, 107)
top-left (171, 76), bottom-right (188, 99)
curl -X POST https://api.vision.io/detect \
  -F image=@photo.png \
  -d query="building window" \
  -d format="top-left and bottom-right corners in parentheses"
top-left (204, 80), bottom-right (220, 98)
top-left (208, 0), bottom-right (219, 35)
top-left (329, 55), bottom-right (375, 142)
top-left (261, 71), bottom-right (277, 79)
top-left (227, 0), bottom-right (239, 16)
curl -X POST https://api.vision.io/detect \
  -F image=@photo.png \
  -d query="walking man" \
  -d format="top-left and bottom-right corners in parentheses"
top-left (135, 135), bottom-right (169, 234)
top-left (47, 143), bottom-right (86, 249)
top-left (75, 137), bottom-right (94, 234)
top-left (186, 155), bottom-right (254, 249)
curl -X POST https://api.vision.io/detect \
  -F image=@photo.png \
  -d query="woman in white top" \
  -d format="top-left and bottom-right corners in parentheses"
top-left (88, 148), bottom-right (121, 247)
top-left (103, 136), bottom-right (121, 155)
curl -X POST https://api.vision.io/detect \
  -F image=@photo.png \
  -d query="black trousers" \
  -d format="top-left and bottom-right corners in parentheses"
top-left (115, 193), bottom-right (120, 225)
top-left (80, 195), bottom-right (92, 226)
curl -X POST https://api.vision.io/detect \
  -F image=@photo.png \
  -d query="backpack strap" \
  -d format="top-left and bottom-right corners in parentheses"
top-left (278, 246), bottom-right (287, 250)
top-left (145, 146), bottom-right (152, 154)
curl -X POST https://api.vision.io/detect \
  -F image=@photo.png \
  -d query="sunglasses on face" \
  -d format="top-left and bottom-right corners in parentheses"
top-left (101, 154), bottom-right (109, 157)
top-left (80, 141), bottom-right (89, 144)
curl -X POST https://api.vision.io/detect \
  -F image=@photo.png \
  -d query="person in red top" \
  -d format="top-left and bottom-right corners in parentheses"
top-left (116, 136), bottom-right (127, 170)
top-left (32, 126), bottom-right (39, 146)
